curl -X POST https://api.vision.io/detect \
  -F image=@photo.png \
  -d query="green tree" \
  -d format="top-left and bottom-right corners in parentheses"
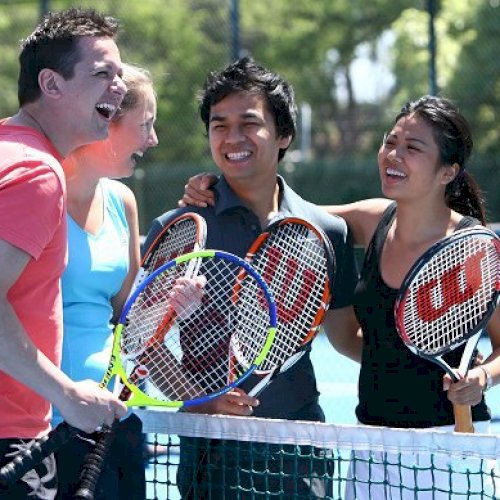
top-left (390, 0), bottom-right (500, 219)
top-left (239, 0), bottom-right (414, 157)
top-left (0, 1), bottom-right (497, 220)
top-left (0, 2), bottom-right (39, 115)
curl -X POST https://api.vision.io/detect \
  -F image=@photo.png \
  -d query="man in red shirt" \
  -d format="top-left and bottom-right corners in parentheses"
top-left (0, 8), bottom-right (128, 498)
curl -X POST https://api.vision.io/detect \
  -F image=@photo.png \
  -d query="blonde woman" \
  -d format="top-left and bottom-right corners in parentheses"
top-left (54, 63), bottom-right (158, 500)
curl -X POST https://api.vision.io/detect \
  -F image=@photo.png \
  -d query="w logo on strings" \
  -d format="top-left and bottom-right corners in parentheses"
top-left (416, 250), bottom-right (486, 322)
top-left (260, 246), bottom-right (316, 323)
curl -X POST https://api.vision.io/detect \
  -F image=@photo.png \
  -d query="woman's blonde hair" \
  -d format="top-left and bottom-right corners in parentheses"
top-left (113, 63), bottom-right (155, 121)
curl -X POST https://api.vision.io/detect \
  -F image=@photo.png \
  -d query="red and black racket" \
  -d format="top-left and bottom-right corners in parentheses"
top-left (187, 217), bottom-right (334, 499)
top-left (129, 212), bottom-right (207, 295)
top-left (232, 217), bottom-right (335, 397)
top-left (395, 227), bottom-right (499, 433)
top-left (71, 212), bottom-right (207, 498)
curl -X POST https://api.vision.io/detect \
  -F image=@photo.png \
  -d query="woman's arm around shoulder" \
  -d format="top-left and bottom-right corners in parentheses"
top-left (111, 182), bottom-right (141, 318)
top-left (322, 198), bottom-right (392, 248)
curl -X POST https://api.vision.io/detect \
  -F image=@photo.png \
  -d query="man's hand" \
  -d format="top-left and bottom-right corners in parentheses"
top-left (187, 388), bottom-right (259, 416)
top-left (178, 173), bottom-right (217, 208)
top-left (55, 380), bottom-right (127, 434)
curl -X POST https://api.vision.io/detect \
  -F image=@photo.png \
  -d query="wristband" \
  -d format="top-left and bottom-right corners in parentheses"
top-left (479, 365), bottom-right (493, 392)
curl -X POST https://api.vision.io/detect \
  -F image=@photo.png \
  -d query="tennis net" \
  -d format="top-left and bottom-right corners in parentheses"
top-left (138, 409), bottom-right (500, 499)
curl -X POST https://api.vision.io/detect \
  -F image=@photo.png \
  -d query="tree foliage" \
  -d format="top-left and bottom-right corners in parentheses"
top-left (0, 0), bottom-right (498, 220)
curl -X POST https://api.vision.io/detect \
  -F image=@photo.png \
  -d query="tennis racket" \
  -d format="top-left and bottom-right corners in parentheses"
top-left (0, 250), bottom-right (277, 491)
top-left (394, 227), bottom-right (499, 433)
top-left (233, 217), bottom-right (335, 397)
top-left (69, 213), bottom-right (206, 499)
top-left (186, 218), bottom-right (334, 499)
top-left (129, 212), bottom-right (207, 295)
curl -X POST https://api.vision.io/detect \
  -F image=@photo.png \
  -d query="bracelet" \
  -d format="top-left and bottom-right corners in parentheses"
top-left (478, 365), bottom-right (493, 392)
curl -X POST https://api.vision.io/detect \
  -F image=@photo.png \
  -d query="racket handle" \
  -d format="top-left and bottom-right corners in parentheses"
top-left (453, 404), bottom-right (475, 433)
top-left (0, 422), bottom-right (79, 486)
top-left (73, 421), bottom-right (119, 500)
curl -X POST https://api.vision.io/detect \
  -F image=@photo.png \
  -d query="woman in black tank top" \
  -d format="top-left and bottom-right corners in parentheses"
top-left (322, 96), bottom-right (499, 430)
top-left (321, 95), bottom-right (500, 499)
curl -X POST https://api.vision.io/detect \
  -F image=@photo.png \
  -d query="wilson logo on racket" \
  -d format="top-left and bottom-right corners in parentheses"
top-left (259, 246), bottom-right (317, 323)
top-left (416, 249), bottom-right (486, 322)
top-left (180, 304), bottom-right (232, 374)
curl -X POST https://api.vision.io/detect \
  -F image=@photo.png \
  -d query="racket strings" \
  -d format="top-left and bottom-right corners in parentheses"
top-left (147, 219), bottom-right (201, 271)
top-left (249, 224), bottom-right (330, 370)
top-left (121, 261), bottom-right (191, 357)
top-left (402, 236), bottom-right (499, 355)
top-left (121, 256), bottom-right (273, 402)
top-left (230, 273), bottom-right (274, 370)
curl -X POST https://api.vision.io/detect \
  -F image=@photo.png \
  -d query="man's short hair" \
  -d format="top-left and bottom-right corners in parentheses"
top-left (198, 57), bottom-right (297, 162)
top-left (18, 7), bottom-right (120, 106)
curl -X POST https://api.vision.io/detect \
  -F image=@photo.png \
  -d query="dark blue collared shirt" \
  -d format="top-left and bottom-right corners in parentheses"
top-left (144, 175), bottom-right (358, 421)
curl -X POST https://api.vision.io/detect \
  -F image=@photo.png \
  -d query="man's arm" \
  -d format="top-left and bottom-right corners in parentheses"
top-left (322, 306), bottom-right (363, 363)
top-left (178, 173), bottom-right (217, 208)
top-left (0, 239), bottom-right (126, 433)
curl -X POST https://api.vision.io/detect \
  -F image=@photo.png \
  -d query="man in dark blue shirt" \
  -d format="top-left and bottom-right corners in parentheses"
top-left (143, 57), bottom-right (359, 498)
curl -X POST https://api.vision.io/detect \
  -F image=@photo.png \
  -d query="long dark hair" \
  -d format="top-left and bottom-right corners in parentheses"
top-left (396, 95), bottom-right (486, 225)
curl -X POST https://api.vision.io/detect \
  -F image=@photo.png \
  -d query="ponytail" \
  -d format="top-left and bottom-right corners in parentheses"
top-left (445, 170), bottom-right (486, 225)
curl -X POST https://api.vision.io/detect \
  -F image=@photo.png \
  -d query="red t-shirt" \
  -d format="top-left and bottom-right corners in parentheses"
top-left (0, 122), bottom-right (67, 439)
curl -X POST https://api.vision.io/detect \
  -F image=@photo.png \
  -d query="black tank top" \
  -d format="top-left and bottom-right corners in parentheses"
top-left (354, 203), bottom-right (490, 428)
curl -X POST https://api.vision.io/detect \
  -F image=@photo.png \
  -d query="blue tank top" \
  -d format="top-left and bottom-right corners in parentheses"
top-left (53, 179), bottom-right (129, 424)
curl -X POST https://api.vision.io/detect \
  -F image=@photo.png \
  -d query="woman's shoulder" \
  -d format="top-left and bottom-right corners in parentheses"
top-left (102, 179), bottom-right (136, 210)
top-left (324, 198), bottom-right (392, 248)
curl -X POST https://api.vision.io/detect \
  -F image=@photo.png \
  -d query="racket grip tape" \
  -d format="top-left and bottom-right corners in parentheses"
top-left (0, 422), bottom-right (79, 486)
top-left (73, 420), bottom-right (119, 500)
top-left (453, 404), bottom-right (475, 433)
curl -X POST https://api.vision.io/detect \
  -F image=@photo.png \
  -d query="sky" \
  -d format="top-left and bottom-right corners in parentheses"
top-left (335, 30), bottom-right (396, 105)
